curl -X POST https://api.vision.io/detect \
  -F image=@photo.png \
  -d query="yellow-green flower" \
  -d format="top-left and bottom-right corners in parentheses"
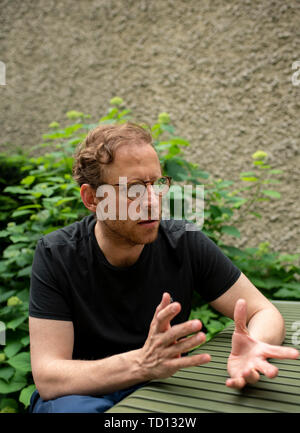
top-left (66, 110), bottom-right (85, 119)
top-left (110, 97), bottom-right (124, 106)
top-left (252, 150), bottom-right (267, 160)
top-left (7, 296), bottom-right (22, 307)
top-left (48, 121), bottom-right (60, 128)
top-left (158, 112), bottom-right (170, 124)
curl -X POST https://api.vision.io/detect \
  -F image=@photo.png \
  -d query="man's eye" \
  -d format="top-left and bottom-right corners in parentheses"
top-left (127, 183), bottom-right (146, 198)
top-left (128, 183), bottom-right (144, 188)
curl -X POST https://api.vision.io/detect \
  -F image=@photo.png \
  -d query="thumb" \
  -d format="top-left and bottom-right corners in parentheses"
top-left (234, 299), bottom-right (248, 334)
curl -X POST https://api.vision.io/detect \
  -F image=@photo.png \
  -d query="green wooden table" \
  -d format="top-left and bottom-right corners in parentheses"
top-left (107, 301), bottom-right (300, 413)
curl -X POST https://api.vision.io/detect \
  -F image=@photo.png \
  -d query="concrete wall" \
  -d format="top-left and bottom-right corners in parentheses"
top-left (0, 0), bottom-right (299, 253)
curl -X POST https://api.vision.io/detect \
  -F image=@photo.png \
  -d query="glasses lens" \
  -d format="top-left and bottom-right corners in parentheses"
top-left (127, 183), bottom-right (146, 200)
top-left (153, 177), bottom-right (170, 196)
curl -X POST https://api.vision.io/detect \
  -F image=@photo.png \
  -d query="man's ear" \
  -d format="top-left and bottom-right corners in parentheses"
top-left (80, 184), bottom-right (99, 212)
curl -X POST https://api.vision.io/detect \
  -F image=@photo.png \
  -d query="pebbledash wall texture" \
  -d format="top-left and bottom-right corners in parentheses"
top-left (0, 0), bottom-right (299, 254)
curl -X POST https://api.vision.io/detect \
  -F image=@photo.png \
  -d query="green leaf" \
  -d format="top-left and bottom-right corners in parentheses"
top-left (17, 266), bottom-right (32, 278)
top-left (240, 171), bottom-right (256, 177)
top-left (12, 210), bottom-right (33, 218)
top-left (0, 230), bottom-right (9, 238)
top-left (221, 246), bottom-right (248, 258)
top-left (3, 186), bottom-right (30, 195)
top-left (206, 319), bottom-right (225, 334)
top-left (281, 281), bottom-right (300, 291)
top-left (55, 197), bottom-right (77, 207)
top-left (0, 367), bottom-right (15, 383)
top-left (165, 159), bottom-right (189, 181)
top-left (0, 290), bottom-right (16, 304)
top-left (0, 397), bottom-right (18, 411)
top-left (241, 177), bottom-right (258, 182)
top-left (10, 235), bottom-right (30, 243)
top-left (6, 314), bottom-right (28, 331)
top-left (250, 276), bottom-right (282, 290)
top-left (219, 207), bottom-right (233, 217)
top-left (20, 175), bottom-right (35, 186)
top-left (250, 211), bottom-right (262, 219)
top-left (262, 179), bottom-right (281, 184)
top-left (7, 352), bottom-right (31, 373)
top-left (191, 168), bottom-right (210, 179)
top-left (220, 226), bottom-right (241, 238)
top-left (19, 384), bottom-right (36, 408)
top-left (169, 137), bottom-right (190, 146)
top-left (262, 190), bottom-right (281, 199)
top-left (161, 124), bottom-right (175, 134)
top-left (0, 371), bottom-right (27, 394)
top-left (16, 204), bottom-right (42, 211)
top-left (20, 335), bottom-right (30, 347)
top-left (4, 342), bottom-right (23, 358)
top-left (269, 169), bottom-right (283, 175)
top-left (273, 288), bottom-right (300, 300)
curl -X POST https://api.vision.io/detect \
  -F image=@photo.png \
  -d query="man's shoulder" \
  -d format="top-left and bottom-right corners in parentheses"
top-left (41, 214), bottom-right (95, 247)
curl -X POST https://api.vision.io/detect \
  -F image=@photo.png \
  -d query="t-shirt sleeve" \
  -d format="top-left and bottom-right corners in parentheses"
top-left (188, 229), bottom-right (241, 302)
top-left (29, 238), bottom-right (73, 321)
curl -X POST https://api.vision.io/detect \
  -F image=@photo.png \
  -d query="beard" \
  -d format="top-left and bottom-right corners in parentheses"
top-left (100, 217), bottom-right (160, 246)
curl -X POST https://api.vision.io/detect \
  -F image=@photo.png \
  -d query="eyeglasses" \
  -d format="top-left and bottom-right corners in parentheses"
top-left (99, 176), bottom-right (172, 201)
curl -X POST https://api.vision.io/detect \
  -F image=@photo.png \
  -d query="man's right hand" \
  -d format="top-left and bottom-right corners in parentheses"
top-left (137, 292), bottom-right (211, 381)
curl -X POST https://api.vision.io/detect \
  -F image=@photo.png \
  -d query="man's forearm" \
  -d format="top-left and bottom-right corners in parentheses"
top-left (247, 306), bottom-right (286, 345)
top-left (37, 349), bottom-right (145, 401)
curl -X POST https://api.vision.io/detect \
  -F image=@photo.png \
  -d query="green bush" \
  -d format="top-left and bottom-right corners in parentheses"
top-left (0, 98), bottom-right (299, 412)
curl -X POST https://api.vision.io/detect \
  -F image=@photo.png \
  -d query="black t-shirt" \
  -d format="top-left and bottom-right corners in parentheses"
top-left (29, 215), bottom-right (241, 361)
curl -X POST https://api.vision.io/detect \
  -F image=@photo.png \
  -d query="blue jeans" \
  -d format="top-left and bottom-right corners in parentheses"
top-left (29, 383), bottom-right (145, 413)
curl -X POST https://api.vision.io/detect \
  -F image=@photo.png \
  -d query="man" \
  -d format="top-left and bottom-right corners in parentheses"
top-left (29, 122), bottom-right (298, 413)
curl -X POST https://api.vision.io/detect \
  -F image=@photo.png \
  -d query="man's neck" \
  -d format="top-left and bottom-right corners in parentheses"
top-left (94, 221), bottom-right (144, 267)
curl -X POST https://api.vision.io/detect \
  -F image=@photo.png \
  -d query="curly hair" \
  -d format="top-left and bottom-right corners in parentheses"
top-left (72, 122), bottom-right (153, 188)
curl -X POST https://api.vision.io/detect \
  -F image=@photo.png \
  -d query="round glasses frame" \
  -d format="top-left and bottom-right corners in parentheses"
top-left (98, 176), bottom-right (172, 201)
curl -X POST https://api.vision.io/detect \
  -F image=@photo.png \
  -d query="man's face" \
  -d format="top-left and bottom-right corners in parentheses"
top-left (97, 141), bottom-right (163, 246)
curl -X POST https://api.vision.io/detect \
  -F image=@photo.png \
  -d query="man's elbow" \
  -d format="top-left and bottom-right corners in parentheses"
top-left (32, 365), bottom-right (63, 402)
top-left (267, 305), bottom-right (286, 344)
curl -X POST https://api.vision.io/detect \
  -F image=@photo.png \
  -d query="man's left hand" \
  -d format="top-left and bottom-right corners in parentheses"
top-left (226, 299), bottom-right (299, 389)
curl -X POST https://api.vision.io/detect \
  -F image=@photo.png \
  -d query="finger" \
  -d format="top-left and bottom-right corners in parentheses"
top-left (234, 298), bottom-right (248, 334)
top-left (226, 376), bottom-right (246, 389)
top-left (148, 293), bottom-right (173, 336)
top-left (151, 293), bottom-right (172, 328)
top-left (155, 301), bottom-right (182, 333)
top-left (161, 319), bottom-right (203, 346)
top-left (176, 331), bottom-right (206, 347)
top-left (167, 332), bottom-right (206, 356)
top-left (167, 352), bottom-right (211, 370)
top-left (256, 359), bottom-right (278, 379)
top-left (153, 292), bottom-right (172, 319)
top-left (264, 344), bottom-right (299, 360)
top-left (242, 368), bottom-right (260, 385)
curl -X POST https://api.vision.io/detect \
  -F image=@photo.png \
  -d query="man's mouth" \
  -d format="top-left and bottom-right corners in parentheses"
top-left (138, 219), bottom-right (159, 226)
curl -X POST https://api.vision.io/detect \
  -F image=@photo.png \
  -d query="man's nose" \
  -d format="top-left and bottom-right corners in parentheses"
top-left (139, 184), bottom-right (160, 216)
top-left (145, 184), bottom-right (160, 206)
